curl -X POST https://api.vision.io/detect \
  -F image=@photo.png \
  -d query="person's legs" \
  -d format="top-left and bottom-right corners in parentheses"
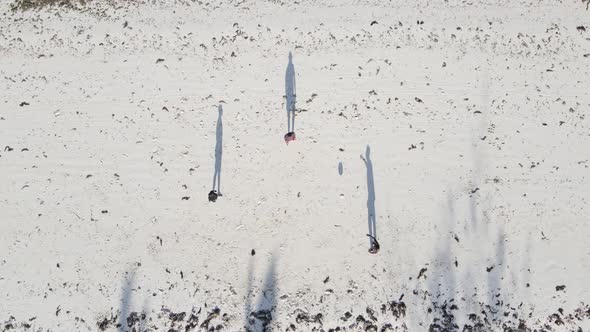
top-left (367, 201), bottom-right (373, 246)
top-left (212, 170), bottom-right (217, 192)
top-left (217, 170), bottom-right (221, 195)
top-left (291, 105), bottom-right (295, 132)
top-left (370, 202), bottom-right (376, 233)
top-left (371, 214), bottom-right (376, 239)
top-left (287, 107), bottom-right (291, 133)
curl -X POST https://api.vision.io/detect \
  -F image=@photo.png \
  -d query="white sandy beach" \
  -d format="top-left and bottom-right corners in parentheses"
top-left (1, 0), bottom-right (589, 331)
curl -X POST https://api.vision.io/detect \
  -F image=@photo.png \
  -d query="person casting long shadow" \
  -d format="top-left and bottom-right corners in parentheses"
top-left (284, 52), bottom-right (297, 144)
top-left (209, 105), bottom-right (223, 202)
top-left (361, 145), bottom-right (379, 254)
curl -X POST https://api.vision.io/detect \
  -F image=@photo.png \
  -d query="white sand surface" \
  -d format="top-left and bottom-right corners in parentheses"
top-left (1, 0), bottom-right (589, 331)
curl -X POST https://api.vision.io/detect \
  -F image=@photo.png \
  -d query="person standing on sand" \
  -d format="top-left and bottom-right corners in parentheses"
top-left (284, 52), bottom-right (296, 144)
top-left (209, 105), bottom-right (223, 202)
top-left (361, 145), bottom-right (379, 254)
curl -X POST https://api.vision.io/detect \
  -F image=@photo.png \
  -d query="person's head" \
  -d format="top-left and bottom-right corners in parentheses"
top-left (208, 190), bottom-right (218, 202)
top-left (284, 132), bottom-right (296, 144)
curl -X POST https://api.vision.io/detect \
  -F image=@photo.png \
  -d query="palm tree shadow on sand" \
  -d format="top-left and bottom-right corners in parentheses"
top-left (424, 73), bottom-right (526, 330)
top-left (118, 271), bottom-right (135, 332)
top-left (117, 268), bottom-right (149, 332)
top-left (244, 254), bottom-right (278, 331)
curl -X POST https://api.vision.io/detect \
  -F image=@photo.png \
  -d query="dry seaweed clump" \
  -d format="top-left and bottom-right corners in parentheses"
top-left (11, 0), bottom-right (87, 11)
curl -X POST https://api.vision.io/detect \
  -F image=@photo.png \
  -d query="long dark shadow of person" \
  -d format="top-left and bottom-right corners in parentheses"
top-left (361, 145), bottom-right (379, 254)
top-left (284, 52), bottom-right (297, 145)
top-left (249, 255), bottom-right (278, 331)
top-left (209, 105), bottom-right (223, 202)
